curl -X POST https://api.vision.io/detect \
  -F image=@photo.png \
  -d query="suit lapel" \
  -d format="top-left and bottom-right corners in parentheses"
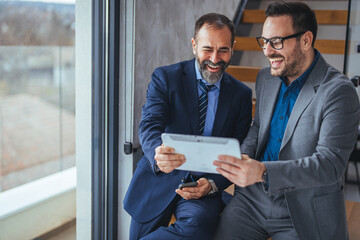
top-left (182, 59), bottom-right (199, 134)
top-left (257, 76), bottom-right (282, 156)
top-left (280, 80), bottom-right (316, 149)
top-left (280, 55), bottom-right (326, 150)
top-left (212, 74), bottom-right (233, 136)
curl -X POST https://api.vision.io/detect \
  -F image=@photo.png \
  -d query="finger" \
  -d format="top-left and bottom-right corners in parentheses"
top-left (216, 167), bottom-right (238, 183)
top-left (199, 178), bottom-right (212, 195)
top-left (217, 155), bottom-right (242, 165)
top-left (175, 189), bottom-right (187, 199)
top-left (158, 166), bottom-right (174, 174)
top-left (156, 153), bottom-right (185, 163)
top-left (213, 160), bottom-right (240, 174)
top-left (155, 152), bottom-right (185, 161)
top-left (241, 154), bottom-right (250, 160)
top-left (186, 193), bottom-right (202, 199)
top-left (156, 157), bottom-right (185, 166)
top-left (175, 189), bottom-right (200, 200)
top-left (156, 156), bottom-right (186, 173)
top-left (196, 178), bottom-right (208, 187)
top-left (181, 188), bottom-right (197, 194)
top-left (183, 191), bottom-right (202, 199)
top-left (157, 160), bottom-right (184, 170)
top-left (155, 145), bottom-right (175, 154)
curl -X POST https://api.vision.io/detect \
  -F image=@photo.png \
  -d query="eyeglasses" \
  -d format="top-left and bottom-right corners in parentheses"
top-left (256, 32), bottom-right (305, 50)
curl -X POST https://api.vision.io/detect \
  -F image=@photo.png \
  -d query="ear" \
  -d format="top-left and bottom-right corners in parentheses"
top-left (191, 38), bottom-right (196, 55)
top-left (231, 40), bottom-right (236, 56)
top-left (301, 31), bottom-right (313, 51)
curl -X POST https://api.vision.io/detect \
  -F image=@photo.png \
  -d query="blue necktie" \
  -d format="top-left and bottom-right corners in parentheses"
top-left (198, 80), bottom-right (213, 135)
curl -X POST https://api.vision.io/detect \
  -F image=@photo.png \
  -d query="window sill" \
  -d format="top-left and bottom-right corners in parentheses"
top-left (0, 167), bottom-right (76, 240)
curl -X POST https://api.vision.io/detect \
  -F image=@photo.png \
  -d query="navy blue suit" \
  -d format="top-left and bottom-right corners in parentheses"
top-left (124, 59), bottom-right (252, 239)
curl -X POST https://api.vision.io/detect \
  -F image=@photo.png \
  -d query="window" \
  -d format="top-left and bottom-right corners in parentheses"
top-left (0, 0), bottom-right (75, 192)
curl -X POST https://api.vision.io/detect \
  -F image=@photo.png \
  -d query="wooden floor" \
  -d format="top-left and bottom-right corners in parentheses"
top-left (346, 201), bottom-right (360, 240)
top-left (34, 220), bottom-right (76, 240)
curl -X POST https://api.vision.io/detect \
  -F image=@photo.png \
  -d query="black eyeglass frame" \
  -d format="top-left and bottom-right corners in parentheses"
top-left (256, 32), bottom-right (306, 50)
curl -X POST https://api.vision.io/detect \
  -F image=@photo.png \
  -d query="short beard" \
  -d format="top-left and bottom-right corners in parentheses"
top-left (197, 58), bottom-right (228, 84)
top-left (269, 42), bottom-right (305, 79)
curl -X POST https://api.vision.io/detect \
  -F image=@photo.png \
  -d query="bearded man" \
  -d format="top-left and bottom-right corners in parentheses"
top-left (124, 13), bottom-right (252, 240)
top-left (213, 2), bottom-right (360, 240)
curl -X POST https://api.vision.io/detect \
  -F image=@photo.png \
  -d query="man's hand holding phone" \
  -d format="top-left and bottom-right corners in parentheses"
top-left (178, 181), bottom-right (198, 190)
top-left (175, 178), bottom-right (212, 200)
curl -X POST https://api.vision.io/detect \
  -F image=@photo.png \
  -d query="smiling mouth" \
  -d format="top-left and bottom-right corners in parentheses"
top-left (206, 63), bottom-right (221, 72)
top-left (269, 57), bottom-right (284, 69)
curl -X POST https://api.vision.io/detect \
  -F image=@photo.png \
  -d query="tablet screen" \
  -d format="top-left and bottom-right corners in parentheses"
top-left (161, 133), bottom-right (241, 174)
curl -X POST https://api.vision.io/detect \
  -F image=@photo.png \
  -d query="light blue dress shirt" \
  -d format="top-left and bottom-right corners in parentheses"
top-left (195, 61), bottom-right (222, 136)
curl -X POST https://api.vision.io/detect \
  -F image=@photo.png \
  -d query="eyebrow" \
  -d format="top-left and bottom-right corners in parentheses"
top-left (261, 35), bottom-right (287, 39)
top-left (202, 46), bottom-right (231, 51)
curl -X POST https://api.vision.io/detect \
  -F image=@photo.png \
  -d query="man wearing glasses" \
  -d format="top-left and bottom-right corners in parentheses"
top-left (214, 1), bottom-right (359, 239)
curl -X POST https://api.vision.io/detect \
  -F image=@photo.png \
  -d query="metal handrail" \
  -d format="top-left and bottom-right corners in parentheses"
top-left (232, 0), bottom-right (249, 30)
top-left (343, 0), bottom-right (352, 75)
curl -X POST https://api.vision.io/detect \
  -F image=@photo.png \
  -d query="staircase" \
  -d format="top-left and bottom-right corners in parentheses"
top-left (226, 7), bottom-right (348, 117)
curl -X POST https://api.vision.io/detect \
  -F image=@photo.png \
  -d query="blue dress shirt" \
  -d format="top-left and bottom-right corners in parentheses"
top-left (261, 50), bottom-right (319, 162)
top-left (189, 62), bottom-right (222, 178)
top-left (195, 61), bottom-right (222, 136)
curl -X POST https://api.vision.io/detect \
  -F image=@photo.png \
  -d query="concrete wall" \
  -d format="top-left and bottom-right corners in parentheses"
top-left (133, 0), bottom-right (238, 146)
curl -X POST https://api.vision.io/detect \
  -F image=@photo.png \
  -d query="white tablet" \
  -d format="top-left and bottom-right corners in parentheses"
top-left (161, 133), bottom-right (241, 174)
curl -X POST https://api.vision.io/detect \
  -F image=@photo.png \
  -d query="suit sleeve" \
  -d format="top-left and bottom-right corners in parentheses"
top-left (264, 82), bottom-right (360, 196)
top-left (138, 68), bottom-right (169, 173)
top-left (240, 72), bottom-right (262, 158)
top-left (233, 86), bottom-right (253, 145)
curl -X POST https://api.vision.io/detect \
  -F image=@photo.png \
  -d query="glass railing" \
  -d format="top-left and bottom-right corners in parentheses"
top-left (0, 1), bottom-right (75, 193)
top-left (0, 46), bottom-right (75, 192)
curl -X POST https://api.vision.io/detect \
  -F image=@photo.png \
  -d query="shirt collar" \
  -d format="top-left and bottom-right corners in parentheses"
top-left (195, 60), bottom-right (222, 89)
top-left (280, 49), bottom-right (320, 88)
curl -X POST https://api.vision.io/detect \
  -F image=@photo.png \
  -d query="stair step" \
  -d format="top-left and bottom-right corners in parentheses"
top-left (242, 9), bottom-right (347, 25)
top-left (226, 66), bottom-right (260, 83)
top-left (234, 37), bottom-right (345, 54)
top-left (232, 8), bottom-right (348, 118)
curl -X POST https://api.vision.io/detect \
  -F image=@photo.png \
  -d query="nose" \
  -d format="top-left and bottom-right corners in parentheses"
top-left (210, 51), bottom-right (220, 64)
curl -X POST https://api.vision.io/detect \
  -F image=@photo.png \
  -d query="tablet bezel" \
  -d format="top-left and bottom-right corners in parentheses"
top-left (161, 133), bottom-right (241, 174)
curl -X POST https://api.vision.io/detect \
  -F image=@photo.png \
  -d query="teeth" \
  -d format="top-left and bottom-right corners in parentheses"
top-left (270, 57), bottom-right (284, 63)
top-left (207, 64), bottom-right (220, 69)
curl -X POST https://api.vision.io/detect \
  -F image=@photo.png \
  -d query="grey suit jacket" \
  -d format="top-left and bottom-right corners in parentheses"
top-left (241, 54), bottom-right (360, 240)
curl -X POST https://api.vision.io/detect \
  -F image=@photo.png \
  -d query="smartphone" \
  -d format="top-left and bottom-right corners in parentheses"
top-left (178, 182), bottom-right (198, 190)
